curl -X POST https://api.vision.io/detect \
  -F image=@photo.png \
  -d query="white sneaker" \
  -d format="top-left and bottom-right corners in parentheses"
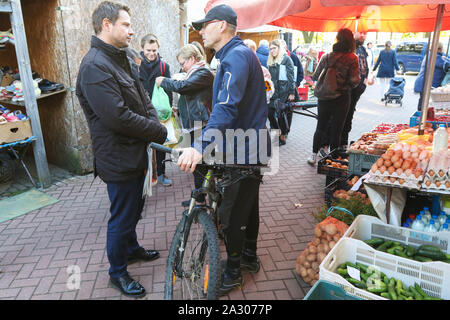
top-left (307, 153), bottom-right (317, 166)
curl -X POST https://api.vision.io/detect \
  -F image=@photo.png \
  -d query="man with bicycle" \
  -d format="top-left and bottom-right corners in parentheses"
top-left (177, 4), bottom-right (270, 296)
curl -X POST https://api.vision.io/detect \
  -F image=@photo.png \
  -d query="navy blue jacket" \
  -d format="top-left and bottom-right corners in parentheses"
top-left (194, 36), bottom-right (270, 165)
top-left (414, 52), bottom-right (450, 93)
top-left (373, 49), bottom-right (399, 78)
top-left (256, 45), bottom-right (269, 68)
top-left (288, 51), bottom-right (304, 87)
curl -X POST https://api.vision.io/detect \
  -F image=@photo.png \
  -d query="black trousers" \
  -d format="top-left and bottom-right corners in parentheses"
top-left (341, 84), bottom-right (366, 146)
top-left (313, 92), bottom-right (351, 153)
top-left (156, 150), bottom-right (166, 176)
top-left (218, 173), bottom-right (261, 271)
top-left (268, 107), bottom-right (289, 136)
top-left (106, 175), bottom-right (145, 278)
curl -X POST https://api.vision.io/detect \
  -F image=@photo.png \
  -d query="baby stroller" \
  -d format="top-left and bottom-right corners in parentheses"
top-left (384, 77), bottom-right (405, 106)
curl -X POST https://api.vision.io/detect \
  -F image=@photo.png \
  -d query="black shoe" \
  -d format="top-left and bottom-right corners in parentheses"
top-left (279, 139), bottom-right (286, 146)
top-left (240, 256), bottom-right (261, 274)
top-left (218, 268), bottom-right (243, 296)
top-left (109, 273), bottom-right (146, 298)
top-left (127, 248), bottom-right (160, 264)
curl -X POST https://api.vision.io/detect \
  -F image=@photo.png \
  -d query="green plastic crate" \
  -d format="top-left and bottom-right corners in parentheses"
top-left (348, 152), bottom-right (380, 176)
top-left (304, 280), bottom-right (363, 300)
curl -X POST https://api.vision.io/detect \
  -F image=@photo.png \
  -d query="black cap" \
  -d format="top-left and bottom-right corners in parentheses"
top-left (192, 4), bottom-right (237, 31)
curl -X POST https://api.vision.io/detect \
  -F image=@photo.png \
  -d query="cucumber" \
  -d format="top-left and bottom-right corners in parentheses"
top-left (409, 286), bottom-right (423, 300)
top-left (416, 248), bottom-right (446, 260)
top-left (337, 268), bottom-right (348, 277)
top-left (345, 261), bottom-right (359, 269)
top-left (380, 292), bottom-right (391, 299)
top-left (376, 240), bottom-right (393, 252)
top-left (406, 246), bottom-right (417, 257)
top-left (418, 244), bottom-right (442, 252)
top-left (413, 255), bottom-right (433, 262)
top-left (356, 262), bottom-right (369, 273)
top-left (364, 238), bottom-right (385, 247)
top-left (347, 277), bottom-right (366, 289)
top-left (394, 247), bottom-right (409, 258)
top-left (414, 283), bottom-right (431, 299)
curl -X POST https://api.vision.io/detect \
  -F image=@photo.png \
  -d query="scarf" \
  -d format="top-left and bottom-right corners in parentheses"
top-left (184, 60), bottom-right (206, 80)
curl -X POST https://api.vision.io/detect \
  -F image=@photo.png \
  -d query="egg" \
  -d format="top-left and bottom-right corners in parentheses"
top-left (402, 151), bottom-right (411, 160)
top-left (393, 160), bottom-right (403, 168)
top-left (388, 166), bottom-right (396, 175)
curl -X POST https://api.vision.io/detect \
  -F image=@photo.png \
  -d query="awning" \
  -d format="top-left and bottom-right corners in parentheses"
top-left (204, 0), bottom-right (450, 32)
top-left (204, 0), bottom-right (311, 31)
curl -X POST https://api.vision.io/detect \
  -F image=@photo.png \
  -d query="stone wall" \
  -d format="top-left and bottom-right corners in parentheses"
top-left (1, 0), bottom-right (185, 175)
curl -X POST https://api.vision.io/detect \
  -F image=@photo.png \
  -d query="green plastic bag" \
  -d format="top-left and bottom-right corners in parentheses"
top-left (151, 83), bottom-right (172, 121)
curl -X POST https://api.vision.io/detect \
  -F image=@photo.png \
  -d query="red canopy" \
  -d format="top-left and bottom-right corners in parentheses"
top-left (204, 0), bottom-right (450, 32)
top-left (204, 0), bottom-right (311, 31)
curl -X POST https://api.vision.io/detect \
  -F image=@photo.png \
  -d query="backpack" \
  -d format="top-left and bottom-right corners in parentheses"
top-left (314, 54), bottom-right (345, 100)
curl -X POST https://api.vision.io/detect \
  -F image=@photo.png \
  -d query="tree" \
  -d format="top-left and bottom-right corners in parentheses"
top-left (302, 31), bottom-right (315, 43)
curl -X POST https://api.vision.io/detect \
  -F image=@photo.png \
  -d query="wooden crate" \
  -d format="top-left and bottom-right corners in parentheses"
top-left (0, 120), bottom-right (32, 144)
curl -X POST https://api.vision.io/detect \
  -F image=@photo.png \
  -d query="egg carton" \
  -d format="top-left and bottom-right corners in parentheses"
top-left (367, 175), bottom-right (422, 190)
top-left (425, 169), bottom-right (449, 181)
top-left (370, 169), bottom-right (425, 182)
top-left (422, 178), bottom-right (450, 193)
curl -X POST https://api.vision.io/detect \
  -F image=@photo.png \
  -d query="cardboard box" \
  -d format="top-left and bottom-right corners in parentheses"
top-left (0, 120), bottom-right (33, 144)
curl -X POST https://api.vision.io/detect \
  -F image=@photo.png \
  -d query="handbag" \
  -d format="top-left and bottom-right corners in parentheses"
top-left (273, 99), bottom-right (290, 134)
top-left (314, 54), bottom-right (344, 100)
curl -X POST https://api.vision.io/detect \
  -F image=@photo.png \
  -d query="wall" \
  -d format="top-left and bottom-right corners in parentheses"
top-left (1, 0), bottom-right (184, 175)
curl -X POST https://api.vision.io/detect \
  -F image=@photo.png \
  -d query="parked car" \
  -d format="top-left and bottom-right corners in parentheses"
top-left (395, 41), bottom-right (428, 74)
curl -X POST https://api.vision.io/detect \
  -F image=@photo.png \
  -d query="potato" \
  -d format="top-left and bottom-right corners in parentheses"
top-left (307, 268), bottom-right (316, 279)
top-left (311, 262), bottom-right (319, 271)
top-left (311, 237), bottom-right (321, 246)
top-left (328, 240), bottom-right (336, 249)
top-left (309, 245), bottom-right (317, 254)
top-left (297, 254), bottom-right (306, 265)
top-left (306, 254), bottom-right (316, 262)
top-left (296, 263), bottom-right (303, 275)
top-left (303, 261), bottom-right (311, 269)
top-left (321, 237), bottom-right (328, 244)
top-left (303, 248), bottom-right (309, 256)
top-left (314, 273), bottom-right (320, 280)
top-left (332, 233), bottom-right (341, 241)
top-left (303, 276), bottom-right (312, 283)
top-left (317, 243), bottom-right (324, 253)
top-left (322, 243), bottom-right (330, 253)
top-left (325, 224), bottom-right (337, 236)
top-left (300, 267), bottom-right (307, 278)
top-left (310, 280), bottom-right (318, 286)
top-left (314, 226), bottom-right (322, 238)
top-left (317, 252), bottom-right (327, 263)
top-left (320, 224), bottom-right (327, 232)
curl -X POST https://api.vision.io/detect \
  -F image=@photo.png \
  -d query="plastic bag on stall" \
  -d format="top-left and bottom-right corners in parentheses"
top-left (295, 215), bottom-right (349, 287)
top-left (364, 183), bottom-right (407, 226)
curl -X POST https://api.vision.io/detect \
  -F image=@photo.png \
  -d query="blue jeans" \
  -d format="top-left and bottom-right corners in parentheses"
top-left (106, 175), bottom-right (145, 278)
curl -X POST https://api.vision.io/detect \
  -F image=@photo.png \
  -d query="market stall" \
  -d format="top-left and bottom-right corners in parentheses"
top-left (204, 0), bottom-right (450, 301)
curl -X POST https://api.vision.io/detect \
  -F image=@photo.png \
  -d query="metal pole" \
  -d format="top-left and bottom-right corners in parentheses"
top-left (418, 4), bottom-right (445, 135)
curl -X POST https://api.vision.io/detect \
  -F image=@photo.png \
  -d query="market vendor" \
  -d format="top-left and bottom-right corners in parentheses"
top-left (414, 43), bottom-right (450, 111)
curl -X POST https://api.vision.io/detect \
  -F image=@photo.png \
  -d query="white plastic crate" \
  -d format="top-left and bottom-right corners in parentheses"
top-left (319, 237), bottom-right (450, 300)
top-left (343, 215), bottom-right (450, 257)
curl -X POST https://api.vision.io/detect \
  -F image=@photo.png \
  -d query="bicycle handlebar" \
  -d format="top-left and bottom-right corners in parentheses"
top-left (149, 143), bottom-right (267, 171)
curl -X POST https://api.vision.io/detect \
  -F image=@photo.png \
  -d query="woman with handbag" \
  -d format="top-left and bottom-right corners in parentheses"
top-left (307, 28), bottom-right (360, 166)
top-left (155, 44), bottom-right (214, 205)
top-left (267, 39), bottom-right (296, 146)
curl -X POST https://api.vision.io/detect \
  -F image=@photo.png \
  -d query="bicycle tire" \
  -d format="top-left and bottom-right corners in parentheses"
top-left (164, 208), bottom-right (221, 300)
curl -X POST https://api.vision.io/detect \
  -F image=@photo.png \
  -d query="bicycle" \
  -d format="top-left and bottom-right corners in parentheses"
top-left (149, 142), bottom-right (264, 300)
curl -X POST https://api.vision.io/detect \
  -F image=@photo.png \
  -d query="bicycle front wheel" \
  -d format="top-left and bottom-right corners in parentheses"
top-left (164, 208), bottom-right (221, 300)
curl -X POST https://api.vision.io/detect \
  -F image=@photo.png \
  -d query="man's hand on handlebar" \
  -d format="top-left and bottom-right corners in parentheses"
top-left (176, 147), bottom-right (203, 173)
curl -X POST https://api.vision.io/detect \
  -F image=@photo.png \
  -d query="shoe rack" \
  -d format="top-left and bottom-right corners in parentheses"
top-left (0, 0), bottom-right (51, 188)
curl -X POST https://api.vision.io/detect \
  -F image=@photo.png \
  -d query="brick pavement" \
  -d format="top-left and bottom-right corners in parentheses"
top-left (0, 75), bottom-right (419, 300)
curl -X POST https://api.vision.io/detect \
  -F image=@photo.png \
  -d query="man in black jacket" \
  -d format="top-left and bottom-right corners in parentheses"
top-left (76, 1), bottom-right (167, 298)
